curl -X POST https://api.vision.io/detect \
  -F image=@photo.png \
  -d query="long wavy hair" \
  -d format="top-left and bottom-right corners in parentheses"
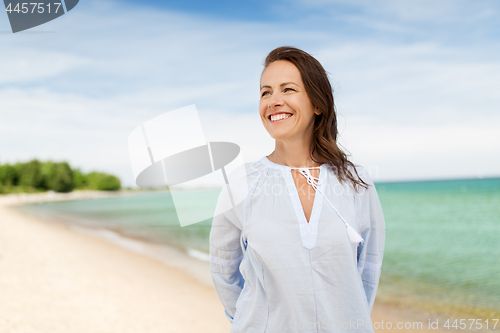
top-left (263, 46), bottom-right (369, 192)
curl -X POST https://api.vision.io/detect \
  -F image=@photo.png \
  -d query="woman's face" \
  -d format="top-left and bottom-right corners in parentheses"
top-left (259, 60), bottom-right (319, 143)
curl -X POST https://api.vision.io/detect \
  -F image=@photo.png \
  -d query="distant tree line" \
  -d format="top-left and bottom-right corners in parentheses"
top-left (0, 159), bottom-right (121, 194)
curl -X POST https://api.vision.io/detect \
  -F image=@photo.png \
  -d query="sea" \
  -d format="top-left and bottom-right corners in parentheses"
top-left (15, 177), bottom-right (500, 320)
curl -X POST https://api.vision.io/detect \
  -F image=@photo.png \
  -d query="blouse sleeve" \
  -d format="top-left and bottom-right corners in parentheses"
top-left (209, 186), bottom-right (246, 324)
top-left (355, 166), bottom-right (386, 313)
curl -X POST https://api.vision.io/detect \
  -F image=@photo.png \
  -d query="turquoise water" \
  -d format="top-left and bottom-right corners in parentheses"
top-left (375, 177), bottom-right (500, 318)
top-left (16, 178), bottom-right (500, 318)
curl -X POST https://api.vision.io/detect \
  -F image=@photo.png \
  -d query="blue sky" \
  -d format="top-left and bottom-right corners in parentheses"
top-left (1, 0), bottom-right (499, 187)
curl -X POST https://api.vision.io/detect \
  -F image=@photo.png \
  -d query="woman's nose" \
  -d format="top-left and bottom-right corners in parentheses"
top-left (268, 94), bottom-right (284, 108)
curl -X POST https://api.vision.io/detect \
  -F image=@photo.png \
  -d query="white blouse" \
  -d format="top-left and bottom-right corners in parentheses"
top-left (209, 156), bottom-right (386, 332)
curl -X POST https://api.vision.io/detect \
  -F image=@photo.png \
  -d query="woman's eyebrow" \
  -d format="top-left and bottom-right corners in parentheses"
top-left (260, 82), bottom-right (299, 90)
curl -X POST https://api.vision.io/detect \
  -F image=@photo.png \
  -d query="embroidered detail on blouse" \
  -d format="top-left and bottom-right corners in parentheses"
top-left (297, 168), bottom-right (320, 191)
top-left (358, 262), bottom-right (382, 274)
top-left (209, 254), bottom-right (244, 267)
top-left (363, 261), bottom-right (382, 271)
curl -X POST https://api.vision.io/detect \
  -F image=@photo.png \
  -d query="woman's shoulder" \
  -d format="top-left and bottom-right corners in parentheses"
top-left (244, 159), bottom-right (267, 175)
top-left (350, 162), bottom-right (370, 181)
top-left (224, 158), bottom-right (266, 186)
top-left (335, 160), bottom-right (371, 181)
top-left (324, 160), bottom-right (375, 194)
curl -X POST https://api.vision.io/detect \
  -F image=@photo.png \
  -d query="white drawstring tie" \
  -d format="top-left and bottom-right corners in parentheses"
top-left (297, 167), bottom-right (364, 245)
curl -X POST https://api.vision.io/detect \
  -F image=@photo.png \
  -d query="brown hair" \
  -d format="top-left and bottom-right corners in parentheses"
top-left (263, 46), bottom-right (369, 192)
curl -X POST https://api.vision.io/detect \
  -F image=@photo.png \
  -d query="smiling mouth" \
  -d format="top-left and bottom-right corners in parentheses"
top-left (269, 113), bottom-right (293, 122)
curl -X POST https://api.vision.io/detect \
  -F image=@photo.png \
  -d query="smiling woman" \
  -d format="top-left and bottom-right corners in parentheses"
top-left (209, 46), bottom-right (386, 333)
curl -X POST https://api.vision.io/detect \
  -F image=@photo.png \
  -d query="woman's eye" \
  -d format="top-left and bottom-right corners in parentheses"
top-left (284, 87), bottom-right (295, 92)
top-left (261, 91), bottom-right (270, 97)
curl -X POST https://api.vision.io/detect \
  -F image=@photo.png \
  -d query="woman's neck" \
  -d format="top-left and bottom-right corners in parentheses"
top-left (268, 145), bottom-right (321, 169)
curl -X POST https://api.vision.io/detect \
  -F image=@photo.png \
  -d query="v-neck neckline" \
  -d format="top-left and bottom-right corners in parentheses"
top-left (290, 168), bottom-right (321, 223)
top-left (260, 156), bottom-right (327, 250)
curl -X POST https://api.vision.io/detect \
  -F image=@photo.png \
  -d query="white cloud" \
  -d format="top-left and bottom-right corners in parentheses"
top-left (339, 115), bottom-right (500, 181)
top-left (316, 43), bottom-right (500, 124)
top-left (0, 49), bottom-right (88, 84)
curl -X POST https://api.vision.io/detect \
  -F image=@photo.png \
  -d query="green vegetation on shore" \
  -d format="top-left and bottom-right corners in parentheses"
top-left (0, 159), bottom-right (121, 194)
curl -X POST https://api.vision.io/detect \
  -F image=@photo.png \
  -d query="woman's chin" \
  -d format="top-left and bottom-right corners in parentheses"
top-left (268, 132), bottom-right (294, 141)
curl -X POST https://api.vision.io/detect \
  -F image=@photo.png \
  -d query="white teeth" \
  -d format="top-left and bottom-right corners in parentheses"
top-left (270, 113), bottom-right (292, 122)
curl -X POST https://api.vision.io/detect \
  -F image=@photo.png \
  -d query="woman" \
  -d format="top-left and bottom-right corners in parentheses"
top-left (209, 46), bottom-right (385, 332)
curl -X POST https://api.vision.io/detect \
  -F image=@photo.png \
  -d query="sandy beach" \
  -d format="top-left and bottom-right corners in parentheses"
top-left (0, 191), bottom-right (454, 332)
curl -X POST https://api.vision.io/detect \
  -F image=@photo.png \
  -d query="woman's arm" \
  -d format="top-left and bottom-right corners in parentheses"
top-left (355, 166), bottom-right (386, 313)
top-left (209, 188), bottom-right (245, 324)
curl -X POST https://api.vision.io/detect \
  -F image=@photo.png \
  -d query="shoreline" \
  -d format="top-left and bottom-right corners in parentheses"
top-left (0, 188), bottom-right (155, 206)
top-left (0, 190), bottom-right (478, 332)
